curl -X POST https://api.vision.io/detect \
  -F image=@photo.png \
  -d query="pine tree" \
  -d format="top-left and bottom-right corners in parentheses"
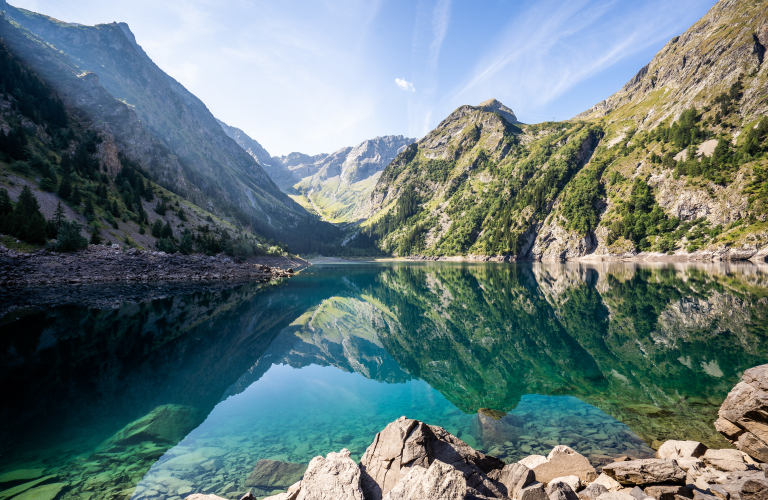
top-left (71, 184), bottom-right (82, 206)
top-left (89, 225), bottom-right (102, 245)
top-left (84, 196), bottom-right (95, 219)
top-left (54, 201), bottom-right (65, 229)
top-left (162, 220), bottom-right (173, 239)
top-left (151, 218), bottom-right (164, 238)
top-left (58, 173), bottom-right (72, 200)
top-left (179, 229), bottom-right (194, 255)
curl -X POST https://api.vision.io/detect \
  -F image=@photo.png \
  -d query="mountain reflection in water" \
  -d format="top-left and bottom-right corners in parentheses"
top-left (1, 262), bottom-right (767, 500)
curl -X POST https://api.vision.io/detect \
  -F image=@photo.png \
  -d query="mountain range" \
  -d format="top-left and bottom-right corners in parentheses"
top-left (347, 0), bottom-right (768, 260)
top-left (217, 123), bottom-right (414, 223)
top-left (0, 0), bottom-right (766, 259)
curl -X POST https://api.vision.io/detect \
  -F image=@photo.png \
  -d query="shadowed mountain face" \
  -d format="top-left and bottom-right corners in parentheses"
top-left (0, 1), bottom-right (323, 240)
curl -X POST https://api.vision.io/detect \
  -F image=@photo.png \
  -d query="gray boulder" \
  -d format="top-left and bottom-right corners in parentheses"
top-left (382, 461), bottom-right (495, 500)
top-left (579, 483), bottom-right (609, 500)
top-left (359, 416), bottom-right (504, 500)
top-left (529, 446), bottom-right (597, 484)
top-left (295, 449), bottom-right (364, 500)
top-left (487, 463), bottom-right (535, 499)
top-left (656, 441), bottom-right (707, 460)
top-left (546, 480), bottom-right (579, 500)
top-left (642, 485), bottom-right (693, 500)
top-left (716, 363), bottom-right (768, 463)
top-left (519, 482), bottom-right (549, 500)
top-left (602, 459), bottom-right (686, 485)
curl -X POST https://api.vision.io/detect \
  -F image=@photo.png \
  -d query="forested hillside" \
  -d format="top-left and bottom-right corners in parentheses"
top-left (0, 1), bottom-right (339, 253)
top-left (351, 0), bottom-right (768, 261)
top-left (0, 39), bottom-right (288, 257)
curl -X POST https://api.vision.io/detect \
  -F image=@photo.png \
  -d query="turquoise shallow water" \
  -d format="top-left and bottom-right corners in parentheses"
top-left (1, 262), bottom-right (768, 500)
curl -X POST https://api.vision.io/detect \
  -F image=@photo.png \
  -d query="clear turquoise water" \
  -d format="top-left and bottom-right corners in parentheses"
top-left (1, 262), bottom-right (767, 500)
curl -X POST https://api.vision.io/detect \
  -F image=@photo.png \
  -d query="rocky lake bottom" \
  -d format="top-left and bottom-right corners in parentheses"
top-left (1, 261), bottom-right (766, 500)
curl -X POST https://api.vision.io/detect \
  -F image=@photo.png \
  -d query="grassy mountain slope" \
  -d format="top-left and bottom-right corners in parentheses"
top-left (356, 0), bottom-right (768, 260)
top-left (0, 1), bottom-right (333, 250)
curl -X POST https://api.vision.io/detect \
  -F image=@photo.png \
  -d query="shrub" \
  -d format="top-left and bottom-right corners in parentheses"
top-left (56, 219), bottom-right (88, 251)
top-left (156, 237), bottom-right (177, 253)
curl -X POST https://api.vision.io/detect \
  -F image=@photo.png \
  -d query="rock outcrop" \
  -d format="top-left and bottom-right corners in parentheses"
top-left (359, 416), bottom-right (505, 500)
top-left (183, 365), bottom-right (768, 500)
top-left (716, 364), bottom-right (768, 462)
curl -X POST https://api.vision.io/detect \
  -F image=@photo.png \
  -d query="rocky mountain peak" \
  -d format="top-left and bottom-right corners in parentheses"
top-left (478, 98), bottom-right (519, 124)
top-left (575, 0), bottom-right (768, 128)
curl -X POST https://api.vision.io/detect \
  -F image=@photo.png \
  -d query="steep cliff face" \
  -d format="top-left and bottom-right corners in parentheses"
top-left (0, 1), bottom-right (314, 236)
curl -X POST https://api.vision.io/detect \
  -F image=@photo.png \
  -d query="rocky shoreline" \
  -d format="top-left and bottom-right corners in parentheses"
top-left (0, 244), bottom-right (308, 286)
top-left (185, 365), bottom-right (768, 500)
top-left (406, 248), bottom-right (768, 263)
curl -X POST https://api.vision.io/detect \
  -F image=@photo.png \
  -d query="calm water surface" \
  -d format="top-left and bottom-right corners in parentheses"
top-left (1, 262), bottom-right (768, 500)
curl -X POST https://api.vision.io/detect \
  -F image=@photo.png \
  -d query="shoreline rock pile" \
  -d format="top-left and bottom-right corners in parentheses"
top-left (187, 364), bottom-right (768, 500)
top-left (0, 244), bottom-right (304, 286)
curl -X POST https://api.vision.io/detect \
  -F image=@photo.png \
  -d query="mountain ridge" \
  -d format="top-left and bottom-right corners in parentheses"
top-left (353, 0), bottom-right (768, 261)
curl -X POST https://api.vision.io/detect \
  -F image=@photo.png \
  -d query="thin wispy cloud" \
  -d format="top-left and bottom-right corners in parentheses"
top-left (446, 0), bottom-right (713, 121)
top-left (395, 78), bottom-right (415, 92)
top-left (10, 0), bottom-right (717, 152)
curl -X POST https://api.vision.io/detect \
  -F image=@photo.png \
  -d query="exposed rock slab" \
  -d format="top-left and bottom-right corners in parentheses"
top-left (601, 459), bottom-right (686, 485)
top-left (528, 446), bottom-right (596, 484)
top-left (382, 461), bottom-right (494, 500)
top-left (656, 441), bottom-right (707, 460)
top-left (717, 364), bottom-right (768, 463)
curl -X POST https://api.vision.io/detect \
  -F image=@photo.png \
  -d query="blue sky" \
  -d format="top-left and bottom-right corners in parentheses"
top-left (12, 0), bottom-right (716, 157)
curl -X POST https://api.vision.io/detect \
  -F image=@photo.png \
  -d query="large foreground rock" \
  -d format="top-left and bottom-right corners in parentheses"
top-left (716, 364), bottom-right (768, 463)
top-left (359, 416), bottom-right (504, 500)
top-left (382, 460), bottom-right (495, 500)
top-left (656, 441), bottom-right (707, 460)
top-left (601, 459), bottom-right (686, 485)
top-left (297, 449), bottom-right (364, 500)
top-left (522, 446), bottom-right (596, 484)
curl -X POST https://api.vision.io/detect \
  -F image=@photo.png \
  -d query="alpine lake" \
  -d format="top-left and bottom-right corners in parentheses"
top-left (2, 261), bottom-right (768, 500)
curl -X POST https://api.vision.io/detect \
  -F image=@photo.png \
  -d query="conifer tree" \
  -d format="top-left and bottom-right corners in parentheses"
top-left (71, 184), bottom-right (82, 206)
top-left (151, 218), bottom-right (164, 238)
top-left (54, 201), bottom-right (65, 229)
top-left (58, 173), bottom-right (72, 200)
top-left (162, 220), bottom-right (173, 239)
top-left (84, 196), bottom-right (95, 220)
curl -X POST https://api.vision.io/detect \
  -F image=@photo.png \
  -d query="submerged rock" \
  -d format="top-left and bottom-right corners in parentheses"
top-left (243, 459), bottom-right (307, 489)
top-left (0, 469), bottom-right (47, 487)
top-left (101, 404), bottom-right (202, 448)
